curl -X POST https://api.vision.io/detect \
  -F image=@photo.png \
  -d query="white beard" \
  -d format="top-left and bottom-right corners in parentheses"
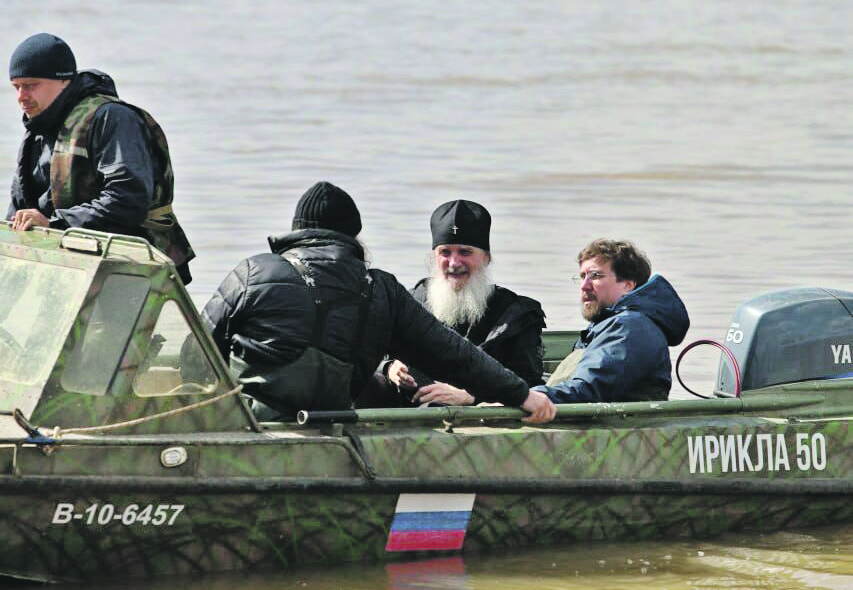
top-left (426, 264), bottom-right (495, 328)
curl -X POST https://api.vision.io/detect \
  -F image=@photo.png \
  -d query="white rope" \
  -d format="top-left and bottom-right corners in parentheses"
top-left (52, 383), bottom-right (244, 437)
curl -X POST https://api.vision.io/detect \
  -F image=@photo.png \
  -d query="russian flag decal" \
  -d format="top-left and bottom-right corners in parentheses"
top-left (385, 493), bottom-right (476, 552)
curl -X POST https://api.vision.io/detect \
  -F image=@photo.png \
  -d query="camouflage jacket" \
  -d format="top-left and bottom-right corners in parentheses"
top-left (9, 70), bottom-right (194, 282)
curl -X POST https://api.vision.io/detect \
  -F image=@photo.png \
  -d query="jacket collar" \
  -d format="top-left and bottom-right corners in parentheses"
top-left (267, 228), bottom-right (365, 260)
top-left (587, 274), bottom-right (690, 346)
top-left (22, 69), bottom-right (120, 135)
top-left (23, 76), bottom-right (80, 135)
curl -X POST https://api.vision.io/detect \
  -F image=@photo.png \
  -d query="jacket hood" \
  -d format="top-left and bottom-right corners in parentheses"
top-left (73, 68), bottom-right (119, 98)
top-left (608, 274), bottom-right (690, 346)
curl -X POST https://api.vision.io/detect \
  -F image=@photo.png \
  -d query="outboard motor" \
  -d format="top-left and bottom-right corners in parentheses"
top-left (717, 287), bottom-right (853, 395)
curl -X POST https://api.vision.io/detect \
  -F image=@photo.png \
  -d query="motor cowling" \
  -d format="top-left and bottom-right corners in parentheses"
top-left (717, 287), bottom-right (853, 394)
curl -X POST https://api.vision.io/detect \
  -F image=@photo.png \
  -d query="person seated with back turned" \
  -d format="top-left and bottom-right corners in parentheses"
top-left (533, 238), bottom-right (689, 403)
top-left (373, 199), bottom-right (546, 407)
top-left (200, 182), bottom-right (556, 423)
top-left (7, 33), bottom-right (194, 283)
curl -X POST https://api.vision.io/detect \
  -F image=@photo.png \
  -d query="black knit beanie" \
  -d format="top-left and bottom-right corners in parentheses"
top-left (430, 199), bottom-right (491, 251)
top-left (292, 181), bottom-right (362, 237)
top-left (9, 33), bottom-right (76, 80)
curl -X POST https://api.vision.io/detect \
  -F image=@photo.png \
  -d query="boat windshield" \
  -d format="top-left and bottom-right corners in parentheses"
top-left (60, 274), bottom-right (150, 395)
top-left (0, 255), bottom-right (89, 407)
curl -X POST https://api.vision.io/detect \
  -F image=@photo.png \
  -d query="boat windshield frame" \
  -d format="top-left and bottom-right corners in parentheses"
top-left (0, 225), bottom-right (255, 434)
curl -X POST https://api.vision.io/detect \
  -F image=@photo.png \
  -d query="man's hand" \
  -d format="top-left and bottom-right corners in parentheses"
top-left (521, 390), bottom-right (557, 423)
top-left (11, 209), bottom-right (49, 230)
top-left (413, 382), bottom-right (475, 406)
top-left (387, 360), bottom-right (417, 389)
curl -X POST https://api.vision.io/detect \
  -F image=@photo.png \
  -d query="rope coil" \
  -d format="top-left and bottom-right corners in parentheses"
top-left (675, 339), bottom-right (742, 399)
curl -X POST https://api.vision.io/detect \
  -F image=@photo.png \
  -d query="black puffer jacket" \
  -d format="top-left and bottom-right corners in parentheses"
top-left (201, 229), bottom-right (530, 408)
top-left (410, 280), bottom-right (546, 387)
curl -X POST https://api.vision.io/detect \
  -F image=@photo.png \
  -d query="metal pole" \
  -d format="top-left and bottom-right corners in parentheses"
top-left (297, 394), bottom-right (824, 425)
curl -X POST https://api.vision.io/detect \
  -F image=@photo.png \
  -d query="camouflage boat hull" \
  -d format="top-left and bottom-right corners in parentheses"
top-left (2, 405), bottom-right (850, 582)
top-left (3, 489), bottom-right (850, 582)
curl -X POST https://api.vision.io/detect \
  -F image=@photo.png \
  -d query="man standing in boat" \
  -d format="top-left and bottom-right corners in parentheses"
top-left (534, 239), bottom-right (689, 403)
top-left (200, 181), bottom-right (556, 423)
top-left (367, 199), bottom-right (546, 407)
top-left (7, 33), bottom-right (194, 284)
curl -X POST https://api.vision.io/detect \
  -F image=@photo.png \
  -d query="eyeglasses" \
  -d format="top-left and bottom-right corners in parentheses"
top-left (570, 270), bottom-right (614, 284)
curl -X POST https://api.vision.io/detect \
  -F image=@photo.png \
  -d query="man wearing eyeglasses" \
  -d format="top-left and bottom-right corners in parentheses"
top-left (533, 239), bottom-right (690, 403)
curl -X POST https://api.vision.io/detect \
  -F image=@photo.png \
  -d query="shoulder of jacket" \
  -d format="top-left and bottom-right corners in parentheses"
top-left (367, 267), bottom-right (401, 282)
top-left (367, 268), bottom-right (410, 296)
top-left (410, 277), bottom-right (429, 300)
top-left (240, 253), bottom-right (300, 283)
top-left (90, 98), bottom-right (148, 123)
top-left (491, 285), bottom-right (545, 319)
top-left (594, 310), bottom-right (663, 340)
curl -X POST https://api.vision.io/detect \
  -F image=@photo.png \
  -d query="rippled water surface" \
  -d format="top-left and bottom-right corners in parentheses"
top-left (11, 526), bottom-right (853, 590)
top-left (1, 1), bottom-right (851, 588)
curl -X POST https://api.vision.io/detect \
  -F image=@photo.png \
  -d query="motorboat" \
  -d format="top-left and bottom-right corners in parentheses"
top-left (0, 224), bottom-right (850, 582)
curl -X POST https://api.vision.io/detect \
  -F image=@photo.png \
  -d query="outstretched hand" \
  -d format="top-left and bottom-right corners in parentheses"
top-left (521, 390), bottom-right (557, 423)
top-left (413, 382), bottom-right (475, 406)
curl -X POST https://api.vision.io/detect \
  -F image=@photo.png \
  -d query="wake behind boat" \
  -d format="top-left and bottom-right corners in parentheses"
top-left (0, 224), bottom-right (850, 582)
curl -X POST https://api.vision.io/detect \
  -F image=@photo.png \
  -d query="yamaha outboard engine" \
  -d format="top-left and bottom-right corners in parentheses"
top-left (717, 287), bottom-right (853, 395)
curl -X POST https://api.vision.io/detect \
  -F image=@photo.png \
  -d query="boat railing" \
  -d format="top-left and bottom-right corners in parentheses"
top-left (295, 393), bottom-right (826, 427)
top-left (58, 227), bottom-right (172, 265)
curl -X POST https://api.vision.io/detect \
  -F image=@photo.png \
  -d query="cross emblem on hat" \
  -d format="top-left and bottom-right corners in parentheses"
top-left (451, 225), bottom-right (458, 234)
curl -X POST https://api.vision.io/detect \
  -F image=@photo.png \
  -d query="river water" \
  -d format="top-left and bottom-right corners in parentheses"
top-left (1, 0), bottom-right (851, 588)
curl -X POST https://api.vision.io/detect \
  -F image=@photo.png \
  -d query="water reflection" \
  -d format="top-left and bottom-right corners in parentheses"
top-left (7, 525), bottom-right (850, 590)
top-left (385, 557), bottom-right (470, 590)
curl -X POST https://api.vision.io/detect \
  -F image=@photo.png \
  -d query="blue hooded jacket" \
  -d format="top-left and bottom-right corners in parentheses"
top-left (534, 274), bottom-right (690, 403)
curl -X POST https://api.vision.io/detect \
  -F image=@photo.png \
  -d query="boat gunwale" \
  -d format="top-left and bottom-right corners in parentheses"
top-left (1, 474), bottom-right (850, 495)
